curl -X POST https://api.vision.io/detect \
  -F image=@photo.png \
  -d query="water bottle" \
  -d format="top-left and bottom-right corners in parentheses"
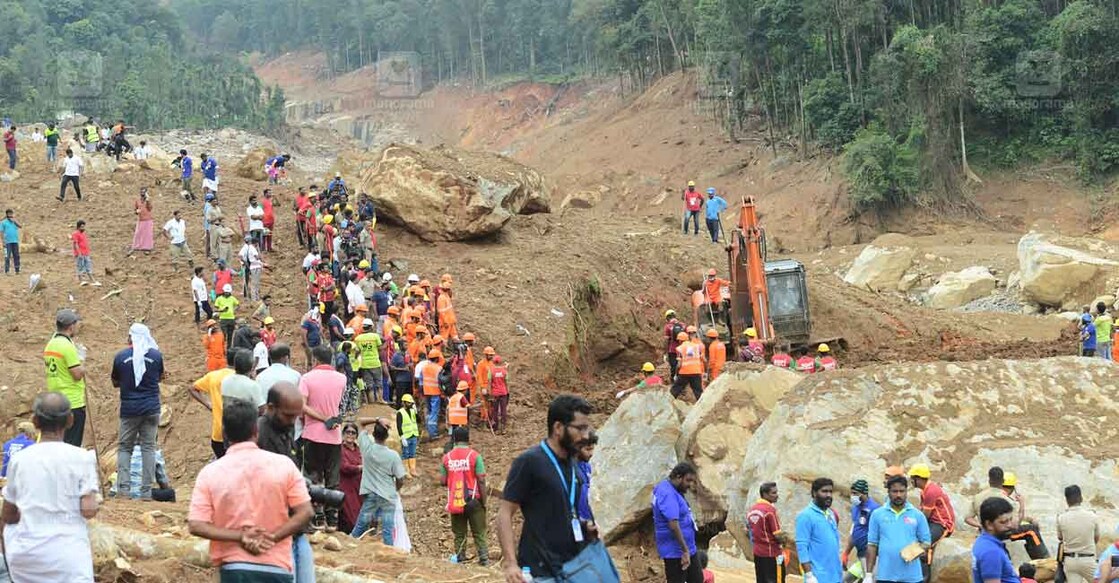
top-left (521, 566), bottom-right (534, 582)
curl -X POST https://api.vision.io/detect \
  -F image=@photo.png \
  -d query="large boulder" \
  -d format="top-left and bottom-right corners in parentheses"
top-left (592, 389), bottom-right (685, 543)
top-left (725, 357), bottom-right (1119, 583)
top-left (925, 266), bottom-right (998, 309)
top-left (357, 144), bottom-right (552, 241)
top-left (235, 147), bottom-right (272, 181)
top-left (1018, 232), bottom-right (1119, 308)
top-left (83, 155), bottom-right (117, 175)
top-left (843, 234), bottom-right (917, 291)
top-left (676, 365), bottom-right (802, 525)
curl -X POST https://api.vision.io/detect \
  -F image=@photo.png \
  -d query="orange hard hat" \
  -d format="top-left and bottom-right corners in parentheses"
top-left (456, 380), bottom-right (468, 391)
top-left (440, 273), bottom-right (453, 282)
top-left (419, 279), bottom-right (431, 288)
top-left (707, 268), bottom-right (717, 276)
top-left (410, 285), bottom-right (424, 296)
top-left (387, 306), bottom-right (401, 315)
top-left (884, 465), bottom-right (906, 479)
top-left (354, 304), bottom-right (369, 312)
top-left (427, 349), bottom-right (442, 359)
top-left (432, 335), bottom-right (445, 345)
top-left (483, 346), bottom-right (496, 355)
top-left (685, 325), bottom-right (697, 333)
top-left (462, 332), bottom-right (476, 342)
top-left (676, 331), bottom-right (688, 341)
top-left (413, 304), bottom-right (426, 313)
top-left (705, 328), bottom-right (719, 338)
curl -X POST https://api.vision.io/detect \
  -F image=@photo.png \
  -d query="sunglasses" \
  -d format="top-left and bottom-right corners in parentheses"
top-left (343, 429), bottom-right (358, 435)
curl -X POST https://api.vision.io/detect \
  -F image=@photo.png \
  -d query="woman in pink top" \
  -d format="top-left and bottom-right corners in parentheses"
top-left (130, 189), bottom-right (154, 254)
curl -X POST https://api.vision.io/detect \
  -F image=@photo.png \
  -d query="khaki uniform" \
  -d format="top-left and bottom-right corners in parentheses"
top-left (1057, 506), bottom-right (1100, 583)
top-left (970, 487), bottom-right (1017, 520)
top-left (213, 224), bottom-right (235, 266)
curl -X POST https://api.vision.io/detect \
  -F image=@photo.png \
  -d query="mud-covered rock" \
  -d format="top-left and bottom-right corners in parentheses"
top-left (235, 147), bottom-right (272, 181)
top-left (925, 266), bottom-right (998, 309)
top-left (843, 234), bottom-right (917, 291)
top-left (1018, 232), bottom-right (1119, 308)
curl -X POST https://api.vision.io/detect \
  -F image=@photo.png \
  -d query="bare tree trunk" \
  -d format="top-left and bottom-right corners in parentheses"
top-left (656, 0), bottom-right (683, 70)
top-left (478, 9), bottom-right (488, 86)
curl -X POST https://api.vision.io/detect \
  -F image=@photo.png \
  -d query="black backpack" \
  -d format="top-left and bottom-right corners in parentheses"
top-left (439, 362), bottom-right (455, 396)
top-left (670, 320), bottom-right (684, 340)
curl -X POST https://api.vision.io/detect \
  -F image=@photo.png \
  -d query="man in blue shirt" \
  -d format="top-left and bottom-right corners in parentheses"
top-left (109, 323), bottom-right (164, 500)
top-left (704, 187), bottom-right (729, 244)
top-left (652, 462), bottom-right (702, 582)
top-left (1, 208), bottom-right (21, 274)
top-left (845, 478), bottom-right (881, 567)
top-left (796, 477), bottom-right (842, 583)
top-left (1, 421), bottom-right (35, 477)
top-left (200, 152), bottom-right (219, 193)
top-left (327, 172), bottom-right (347, 195)
top-left (972, 497), bottom-right (1020, 583)
top-left (867, 475), bottom-right (930, 583)
top-left (178, 149), bottom-right (195, 202)
top-left (1081, 313), bottom-right (1098, 357)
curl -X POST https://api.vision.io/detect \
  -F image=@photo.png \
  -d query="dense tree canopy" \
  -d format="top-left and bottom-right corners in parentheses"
top-left (1, 0), bottom-right (284, 130)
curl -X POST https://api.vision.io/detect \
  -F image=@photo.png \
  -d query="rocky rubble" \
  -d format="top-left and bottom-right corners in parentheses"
top-left (1017, 232), bottom-right (1119, 309)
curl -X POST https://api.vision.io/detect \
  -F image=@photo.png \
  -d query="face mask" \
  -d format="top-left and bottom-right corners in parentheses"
top-left (850, 495), bottom-right (861, 506)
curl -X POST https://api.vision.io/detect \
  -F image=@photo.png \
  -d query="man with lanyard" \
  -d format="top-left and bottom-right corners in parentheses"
top-left (43, 309), bottom-right (88, 447)
top-left (796, 477), bottom-right (842, 583)
top-left (497, 395), bottom-right (606, 582)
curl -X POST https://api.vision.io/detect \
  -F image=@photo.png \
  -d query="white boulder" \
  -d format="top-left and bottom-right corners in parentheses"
top-left (925, 266), bottom-right (998, 309)
top-left (843, 234), bottom-right (917, 291)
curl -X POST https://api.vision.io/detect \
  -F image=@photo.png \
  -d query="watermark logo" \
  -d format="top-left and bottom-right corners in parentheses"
top-left (376, 51), bottom-right (422, 98)
top-left (1015, 49), bottom-right (1062, 99)
top-left (57, 50), bottom-right (103, 99)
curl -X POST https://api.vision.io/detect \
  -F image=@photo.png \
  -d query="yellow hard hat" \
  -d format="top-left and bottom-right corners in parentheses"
top-left (687, 180), bottom-right (696, 187)
top-left (744, 327), bottom-right (757, 338)
top-left (392, 325), bottom-right (403, 335)
top-left (818, 343), bottom-right (830, 353)
top-left (1003, 472), bottom-right (1017, 487)
top-left (664, 309), bottom-right (676, 318)
top-left (401, 394), bottom-right (414, 404)
top-left (323, 214), bottom-right (334, 224)
top-left (908, 463), bottom-right (931, 479)
top-left (318, 302), bottom-right (326, 313)
top-left (263, 316), bottom-right (275, 325)
top-left (641, 362), bottom-right (655, 373)
top-left (358, 259), bottom-right (371, 269)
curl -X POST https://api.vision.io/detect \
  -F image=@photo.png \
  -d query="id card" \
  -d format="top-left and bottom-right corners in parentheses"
top-left (572, 518), bottom-right (584, 542)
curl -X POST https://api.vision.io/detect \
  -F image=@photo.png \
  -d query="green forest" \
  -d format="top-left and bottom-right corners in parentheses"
top-left (174, 0), bottom-right (1119, 207)
top-left (0, 0), bottom-right (284, 130)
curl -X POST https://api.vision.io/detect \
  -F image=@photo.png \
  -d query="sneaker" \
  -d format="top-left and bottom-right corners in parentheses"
top-left (79, 281), bottom-right (89, 287)
top-left (91, 281), bottom-right (102, 287)
top-left (56, 195), bottom-right (64, 202)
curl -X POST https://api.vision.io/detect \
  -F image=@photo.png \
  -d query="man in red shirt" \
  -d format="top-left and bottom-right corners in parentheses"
top-left (682, 181), bottom-right (704, 235)
top-left (489, 356), bottom-right (509, 434)
top-left (71, 220), bottom-right (97, 286)
top-left (908, 463), bottom-right (956, 583)
top-left (294, 187), bottom-right (310, 247)
top-left (747, 481), bottom-right (786, 583)
top-left (261, 189), bottom-right (275, 252)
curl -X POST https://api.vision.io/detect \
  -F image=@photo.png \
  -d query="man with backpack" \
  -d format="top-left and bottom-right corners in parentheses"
top-left (442, 426), bottom-right (488, 566)
top-left (663, 310), bottom-right (684, 381)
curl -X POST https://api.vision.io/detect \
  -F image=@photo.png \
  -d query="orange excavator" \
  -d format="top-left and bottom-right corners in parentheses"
top-left (694, 197), bottom-right (840, 352)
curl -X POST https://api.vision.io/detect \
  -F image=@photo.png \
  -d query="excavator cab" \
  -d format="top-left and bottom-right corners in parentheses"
top-left (763, 259), bottom-right (811, 345)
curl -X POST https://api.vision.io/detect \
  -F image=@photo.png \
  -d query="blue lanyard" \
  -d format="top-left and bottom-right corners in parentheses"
top-left (540, 441), bottom-right (577, 516)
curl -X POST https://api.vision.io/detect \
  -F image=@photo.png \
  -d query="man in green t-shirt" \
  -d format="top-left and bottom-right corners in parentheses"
top-left (44, 122), bottom-right (60, 163)
top-left (213, 284), bottom-right (240, 347)
top-left (1095, 301), bottom-right (1114, 361)
top-left (354, 319), bottom-right (384, 404)
top-left (43, 309), bottom-right (87, 446)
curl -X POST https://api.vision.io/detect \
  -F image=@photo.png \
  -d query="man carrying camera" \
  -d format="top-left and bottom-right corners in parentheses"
top-left (188, 398), bottom-right (313, 583)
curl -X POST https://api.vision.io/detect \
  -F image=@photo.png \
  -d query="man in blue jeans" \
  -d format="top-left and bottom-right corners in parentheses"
top-left (109, 323), bottom-right (163, 501)
top-left (704, 187), bottom-right (728, 243)
top-left (351, 418), bottom-right (405, 544)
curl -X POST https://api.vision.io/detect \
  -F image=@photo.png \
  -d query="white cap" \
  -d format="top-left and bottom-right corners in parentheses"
top-left (382, 273), bottom-right (393, 282)
top-left (407, 273), bottom-right (420, 283)
top-left (222, 284), bottom-right (233, 293)
top-left (343, 327), bottom-right (354, 336)
top-left (362, 318), bottom-right (374, 328)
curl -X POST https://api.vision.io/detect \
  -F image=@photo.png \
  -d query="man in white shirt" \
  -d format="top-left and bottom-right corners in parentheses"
top-left (191, 266), bottom-right (212, 324)
top-left (58, 148), bottom-right (83, 202)
top-left (246, 195), bottom-right (265, 249)
top-left (132, 140), bottom-right (150, 161)
top-left (345, 271), bottom-right (366, 315)
top-left (238, 236), bottom-right (266, 302)
top-left (255, 343), bottom-right (305, 437)
top-left (253, 338), bottom-right (270, 374)
top-left (161, 210), bottom-right (193, 269)
top-left (302, 249), bottom-right (321, 273)
top-left (2, 392), bottom-right (100, 582)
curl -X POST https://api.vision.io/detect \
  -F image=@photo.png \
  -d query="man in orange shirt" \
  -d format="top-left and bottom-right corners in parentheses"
top-left (188, 398), bottom-right (313, 580)
top-left (702, 268), bottom-right (730, 324)
top-left (671, 332), bottom-right (706, 400)
top-left (381, 306), bottom-right (401, 341)
top-left (437, 281), bottom-right (458, 341)
top-left (704, 329), bottom-right (726, 382)
top-left (202, 319), bottom-right (227, 371)
top-left (347, 304), bottom-right (369, 335)
top-left (408, 327), bottom-right (431, 364)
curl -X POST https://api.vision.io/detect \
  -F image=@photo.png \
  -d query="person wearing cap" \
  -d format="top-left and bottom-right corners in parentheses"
top-left (488, 355), bottom-right (510, 433)
top-left (1080, 313), bottom-right (1097, 356)
top-left (408, 326), bottom-right (432, 365)
top-left (110, 323), bottom-right (164, 501)
top-left (442, 425), bottom-right (489, 566)
top-left (682, 180), bottom-right (704, 235)
top-left (201, 319), bottom-right (227, 371)
top-left (392, 394), bottom-right (419, 476)
top-left (844, 479), bottom-right (881, 571)
top-left (738, 327), bottom-right (766, 362)
top-left (1002, 473), bottom-right (1049, 559)
top-left (672, 331), bottom-right (706, 401)
top-left (415, 349), bottom-right (445, 440)
top-left (347, 303), bottom-right (369, 335)
top-left (354, 318), bottom-right (386, 405)
top-left (447, 380), bottom-right (471, 434)
top-left (475, 346), bottom-right (496, 411)
top-left (703, 268), bottom-right (731, 326)
top-left (704, 328), bottom-right (726, 382)
top-left (382, 272), bottom-right (399, 297)
top-left (213, 283), bottom-right (239, 346)
top-left (866, 474), bottom-right (931, 583)
top-left (43, 309), bottom-right (88, 446)
top-left (704, 187), bottom-right (728, 243)
top-left (1056, 485), bottom-right (1100, 583)
top-left (815, 344), bottom-right (838, 371)
top-left (617, 362), bottom-right (665, 399)
top-left (908, 464), bottom-right (956, 582)
top-left (965, 467), bottom-right (1048, 559)
top-left (327, 172), bottom-right (346, 195)
top-left (748, 482), bottom-right (787, 583)
top-left (1, 421), bottom-right (36, 477)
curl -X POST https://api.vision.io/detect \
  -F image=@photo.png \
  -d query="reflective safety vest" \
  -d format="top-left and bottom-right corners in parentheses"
top-left (771, 353), bottom-right (792, 369)
top-left (85, 125), bottom-right (98, 142)
top-left (442, 446), bottom-right (480, 514)
top-left (795, 356), bottom-right (816, 373)
top-left (448, 392), bottom-right (468, 426)
top-left (677, 341), bottom-right (705, 375)
top-left (399, 407), bottom-right (419, 439)
top-left (418, 360), bottom-right (442, 396)
top-left (817, 356), bottom-right (838, 371)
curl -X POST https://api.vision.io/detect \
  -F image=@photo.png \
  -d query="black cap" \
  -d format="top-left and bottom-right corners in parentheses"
top-left (56, 309), bottom-right (80, 328)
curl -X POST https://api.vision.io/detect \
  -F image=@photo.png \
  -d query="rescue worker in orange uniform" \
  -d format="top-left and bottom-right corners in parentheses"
top-left (405, 306), bottom-right (424, 343)
top-left (671, 331), bottom-right (706, 400)
top-left (447, 380), bottom-right (470, 435)
top-left (815, 343), bottom-right (838, 371)
top-left (703, 268), bottom-right (731, 325)
top-left (474, 346), bottom-right (495, 426)
top-left (704, 328), bottom-right (726, 382)
top-left (488, 355), bottom-right (510, 433)
top-left (430, 335), bottom-right (447, 367)
top-left (408, 327), bottom-right (431, 364)
top-left (416, 349), bottom-right (445, 440)
top-left (795, 347), bottom-right (816, 373)
top-left (437, 280), bottom-right (459, 341)
top-left (382, 305), bottom-right (401, 343)
top-left (202, 319), bottom-right (227, 371)
top-left (347, 304), bottom-right (369, 335)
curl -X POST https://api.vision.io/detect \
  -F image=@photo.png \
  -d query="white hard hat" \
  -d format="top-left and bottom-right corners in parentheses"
top-left (382, 272), bottom-right (393, 282)
top-left (222, 284), bottom-right (233, 293)
top-left (362, 318), bottom-right (374, 328)
top-left (407, 273), bottom-right (420, 283)
top-left (343, 327), bottom-right (354, 336)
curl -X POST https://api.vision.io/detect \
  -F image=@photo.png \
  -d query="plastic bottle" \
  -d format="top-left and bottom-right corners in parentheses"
top-left (521, 566), bottom-right (534, 582)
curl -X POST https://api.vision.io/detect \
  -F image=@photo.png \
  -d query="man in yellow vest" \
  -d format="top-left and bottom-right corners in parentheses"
top-left (447, 381), bottom-right (470, 436)
top-left (354, 319), bottom-right (384, 405)
top-left (396, 394), bottom-right (420, 476)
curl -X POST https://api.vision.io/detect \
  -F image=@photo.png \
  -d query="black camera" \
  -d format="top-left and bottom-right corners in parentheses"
top-left (306, 479), bottom-right (345, 508)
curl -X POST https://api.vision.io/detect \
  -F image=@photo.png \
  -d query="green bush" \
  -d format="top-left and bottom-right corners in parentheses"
top-left (842, 126), bottom-right (922, 211)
